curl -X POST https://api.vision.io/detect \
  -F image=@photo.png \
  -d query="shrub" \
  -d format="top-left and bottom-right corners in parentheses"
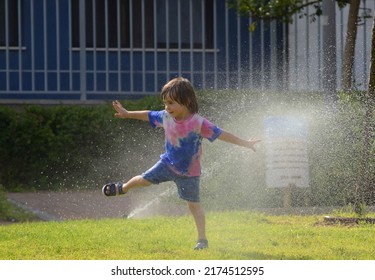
top-left (0, 96), bottom-right (163, 191)
top-left (0, 91), bottom-right (373, 209)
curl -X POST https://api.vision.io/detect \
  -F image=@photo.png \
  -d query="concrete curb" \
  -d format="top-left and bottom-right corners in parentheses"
top-left (7, 198), bottom-right (62, 222)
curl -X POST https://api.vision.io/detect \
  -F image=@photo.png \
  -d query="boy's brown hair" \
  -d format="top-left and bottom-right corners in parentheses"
top-left (161, 77), bottom-right (199, 113)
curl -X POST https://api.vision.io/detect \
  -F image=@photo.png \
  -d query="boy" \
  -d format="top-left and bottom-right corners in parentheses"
top-left (103, 77), bottom-right (260, 250)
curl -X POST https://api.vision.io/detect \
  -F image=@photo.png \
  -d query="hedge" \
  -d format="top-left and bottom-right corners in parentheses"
top-left (0, 97), bottom-right (163, 191)
top-left (0, 91), bottom-right (373, 209)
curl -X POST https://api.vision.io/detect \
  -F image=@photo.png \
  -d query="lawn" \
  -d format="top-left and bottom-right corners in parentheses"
top-left (0, 211), bottom-right (374, 260)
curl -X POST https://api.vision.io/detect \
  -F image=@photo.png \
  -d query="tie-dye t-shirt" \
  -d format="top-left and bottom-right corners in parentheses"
top-left (148, 110), bottom-right (223, 177)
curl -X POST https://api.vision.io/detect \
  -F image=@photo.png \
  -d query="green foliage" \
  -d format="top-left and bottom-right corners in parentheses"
top-left (1, 212), bottom-right (375, 260)
top-left (332, 203), bottom-right (370, 218)
top-left (0, 96), bottom-right (163, 191)
top-left (197, 89), bottom-right (374, 209)
top-left (122, 95), bottom-right (163, 111)
top-left (0, 104), bottom-right (109, 190)
top-left (0, 90), bottom-right (373, 208)
top-left (227, 0), bottom-right (350, 29)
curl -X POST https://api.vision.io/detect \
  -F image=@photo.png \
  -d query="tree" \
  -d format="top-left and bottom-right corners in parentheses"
top-left (227, 0), bottom-right (360, 93)
top-left (228, 0), bottom-right (374, 206)
top-left (341, 0), bottom-right (361, 91)
top-left (360, 13), bottom-right (375, 205)
top-left (227, 0), bottom-right (349, 31)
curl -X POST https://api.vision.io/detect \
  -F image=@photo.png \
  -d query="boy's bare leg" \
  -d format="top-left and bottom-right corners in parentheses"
top-left (187, 201), bottom-right (207, 244)
top-left (103, 175), bottom-right (151, 195)
top-left (122, 175), bottom-right (152, 192)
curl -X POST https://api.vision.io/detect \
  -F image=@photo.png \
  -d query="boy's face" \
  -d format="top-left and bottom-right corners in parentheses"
top-left (163, 97), bottom-right (190, 121)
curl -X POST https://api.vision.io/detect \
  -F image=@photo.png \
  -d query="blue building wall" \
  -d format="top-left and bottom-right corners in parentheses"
top-left (0, 0), bottom-right (285, 101)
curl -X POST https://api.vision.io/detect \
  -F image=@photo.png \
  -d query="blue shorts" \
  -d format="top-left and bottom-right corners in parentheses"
top-left (142, 160), bottom-right (200, 202)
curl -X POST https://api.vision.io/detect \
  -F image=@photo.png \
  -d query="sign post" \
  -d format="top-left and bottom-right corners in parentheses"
top-left (264, 116), bottom-right (309, 207)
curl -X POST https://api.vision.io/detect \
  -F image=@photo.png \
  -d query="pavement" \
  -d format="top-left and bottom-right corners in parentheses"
top-left (6, 188), bottom-right (188, 222)
top-left (5, 189), bottom-right (367, 224)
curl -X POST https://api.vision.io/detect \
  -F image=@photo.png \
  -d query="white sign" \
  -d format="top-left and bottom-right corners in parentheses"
top-left (264, 116), bottom-right (309, 188)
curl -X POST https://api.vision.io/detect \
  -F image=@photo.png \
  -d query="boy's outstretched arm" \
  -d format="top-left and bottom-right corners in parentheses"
top-left (112, 100), bottom-right (150, 121)
top-left (218, 131), bottom-right (260, 152)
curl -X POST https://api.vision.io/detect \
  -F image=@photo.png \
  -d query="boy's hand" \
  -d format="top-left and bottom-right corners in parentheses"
top-left (247, 138), bottom-right (261, 152)
top-left (218, 131), bottom-right (260, 151)
top-left (112, 100), bottom-right (150, 121)
top-left (112, 100), bottom-right (128, 118)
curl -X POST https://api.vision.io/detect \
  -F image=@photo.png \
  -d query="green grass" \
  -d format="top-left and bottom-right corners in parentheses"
top-left (1, 211), bottom-right (375, 260)
top-left (0, 187), bottom-right (37, 223)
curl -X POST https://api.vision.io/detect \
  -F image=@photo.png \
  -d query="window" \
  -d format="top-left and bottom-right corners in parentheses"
top-left (0, 0), bottom-right (20, 47)
top-left (157, 0), bottom-right (214, 49)
top-left (72, 0), bottom-right (214, 49)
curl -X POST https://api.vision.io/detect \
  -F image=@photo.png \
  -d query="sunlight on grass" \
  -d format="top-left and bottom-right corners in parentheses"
top-left (1, 212), bottom-right (375, 260)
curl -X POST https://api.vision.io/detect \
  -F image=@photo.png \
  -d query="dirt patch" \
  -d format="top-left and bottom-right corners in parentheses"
top-left (323, 216), bottom-right (375, 225)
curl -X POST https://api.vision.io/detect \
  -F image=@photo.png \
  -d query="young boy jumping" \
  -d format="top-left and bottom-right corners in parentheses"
top-left (102, 77), bottom-right (260, 250)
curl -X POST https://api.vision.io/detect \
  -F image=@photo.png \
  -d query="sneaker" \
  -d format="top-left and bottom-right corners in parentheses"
top-left (194, 239), bottom-right (208, 250)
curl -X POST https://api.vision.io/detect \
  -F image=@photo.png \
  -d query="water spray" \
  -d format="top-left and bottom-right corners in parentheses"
top-left (127, 187), bottom-right (174, 219)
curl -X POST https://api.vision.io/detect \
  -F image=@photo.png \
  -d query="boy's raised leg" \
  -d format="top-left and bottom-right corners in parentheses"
top-left (122, 175), bottom-right (152, 192)
top-left (103, 175), bottom-right (152, 196)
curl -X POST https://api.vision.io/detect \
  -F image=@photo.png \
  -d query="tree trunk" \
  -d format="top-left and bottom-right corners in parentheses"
top-left (341, 0), bottom-right (361, 92)
top-left (322, 0), bottom-right (338, 108)
top-left (360, 13), bottom-right (375, 206)
top-left (368, 15), bottom-right (375, 102)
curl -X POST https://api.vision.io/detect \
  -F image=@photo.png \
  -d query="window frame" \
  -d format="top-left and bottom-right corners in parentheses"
top-left (72, 0), bottom-right (215, 51)
top-left (0, 0), bottom-right (22, 48)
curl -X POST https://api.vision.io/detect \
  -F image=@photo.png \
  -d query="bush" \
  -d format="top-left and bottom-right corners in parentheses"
top-left (198, 90), bottom-right (374, 209)
top-left (0, 90), bottom-right (373, 209)
top-left (0, 97), bottom-right (163, 191)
